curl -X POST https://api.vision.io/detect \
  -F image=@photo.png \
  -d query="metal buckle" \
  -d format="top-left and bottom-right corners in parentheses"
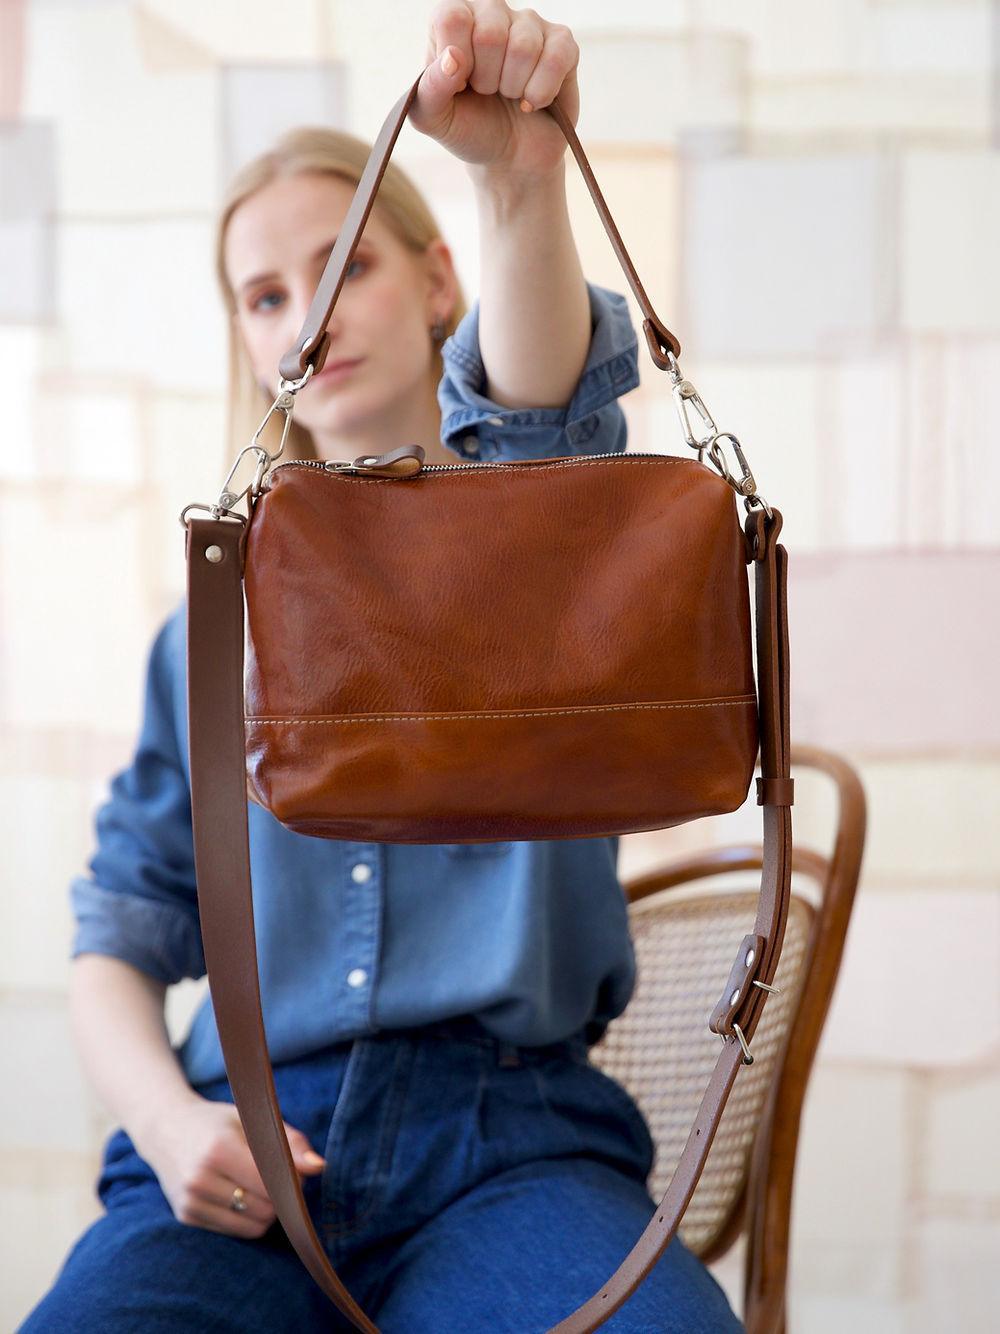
top-left (732, 1023), bottom-right (754, 1066)
top-left (717, 1023), bottom-right (755, 1066)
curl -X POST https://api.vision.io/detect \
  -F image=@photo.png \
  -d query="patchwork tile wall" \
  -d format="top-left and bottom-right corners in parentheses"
top-left (2, 2), bottom-right (996, 1329)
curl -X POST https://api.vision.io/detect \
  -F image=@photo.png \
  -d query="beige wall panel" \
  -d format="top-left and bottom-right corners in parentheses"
top-left (854, 759), bottom-right (1000, 883)
top-left (0, 996), bottom-right (96, 1149)
top-left (575, 31), bottom-right (747, 145)
top-left (819, 887), bottom-right (1000, 1066)
top-left (0, 775), bottom-right (93, 989)
top-left (906, 1219), bottom-right (1000, 1334)
top-left (682, 154), bottom-right (892, 358)
top-left (0, 327), bottom-right (43, 479)
top-left (220, 62), bottom-right (348, 179)
top-left (699, 0), bottom-right (873, 78)
top-left (31, 380), bottom-right (143, 485)
top-left (788, 1293), bottom-right (905, 1334)
top-left (902, 151), bottom-right (1000, 333)
top-left (0, 490), bottom-right (152, 731)
top-left (22, 1), bottom-right (218, 214)
top-left (57, 220), bottom-right (224, 392)
top-left (922, 1070), bottom-right (1000, 1201)
top-left (138, 0), bottom-right (328, 62)
top-left (751, 74), bottom-right (989, 143)
top-left (2, 1154), bottom-right (104, 1334)
top-left (787, 552), bottom-right (998, 751)
top-left (790, 1064), bottom-right (909, 1297)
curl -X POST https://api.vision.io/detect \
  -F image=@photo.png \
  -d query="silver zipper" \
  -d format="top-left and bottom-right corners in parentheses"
top-left (270, 451), bottom-right (690, 479)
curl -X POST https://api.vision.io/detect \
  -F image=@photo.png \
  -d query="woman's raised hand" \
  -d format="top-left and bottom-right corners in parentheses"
top-left (410, 0), bottom-right (580, 177)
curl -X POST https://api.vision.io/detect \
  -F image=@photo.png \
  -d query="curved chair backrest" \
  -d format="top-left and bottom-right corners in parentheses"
top-left (589, 744), bottom-right (866, 1334)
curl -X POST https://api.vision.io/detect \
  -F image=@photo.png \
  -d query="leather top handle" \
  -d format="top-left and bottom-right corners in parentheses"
top-left (277, 64), bottom-right (682, 385)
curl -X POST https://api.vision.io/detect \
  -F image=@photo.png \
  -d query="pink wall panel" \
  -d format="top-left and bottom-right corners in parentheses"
top-left (788, 550), bottom-right (997, 752)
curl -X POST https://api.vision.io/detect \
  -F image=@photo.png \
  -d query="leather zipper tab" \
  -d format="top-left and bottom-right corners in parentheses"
top-left (325, 444), bottom-right (425, 478)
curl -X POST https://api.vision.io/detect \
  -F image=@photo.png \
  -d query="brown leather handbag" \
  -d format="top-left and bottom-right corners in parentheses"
top-left (180, 67), bottom-right (792, 1334)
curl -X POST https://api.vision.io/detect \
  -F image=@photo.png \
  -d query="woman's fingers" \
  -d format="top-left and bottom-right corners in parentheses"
top-left (467, 3), bottom-right (511, 95)
top-left (497, 10), bottom-right (545, 104)
top-left (425, 2), bottom-right (578, 111)
top-left (426, 0), bottom-right (476, 75)
top-left (520, 23), bottom-right (578, 112)
top-left (185, 1195), bottom-right (278, 1239)
top-left (196, 1122), bottom-right (273, 1202)
top-left (413, 44), bottom-right (469, 135)
top-left (188, 1170), bottom-right (275, 1225)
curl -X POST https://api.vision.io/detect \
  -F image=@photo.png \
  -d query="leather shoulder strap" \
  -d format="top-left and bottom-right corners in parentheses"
top-left (277, 64), bottom-right (682, 384)
top-left (183, 502), bottom-right (791, 1333)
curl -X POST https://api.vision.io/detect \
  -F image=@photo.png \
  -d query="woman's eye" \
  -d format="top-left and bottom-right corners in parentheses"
top-left (248, 260), bottom-right (366, 313)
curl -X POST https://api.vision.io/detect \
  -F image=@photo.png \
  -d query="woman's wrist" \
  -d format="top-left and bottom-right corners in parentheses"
top-left (131, 1084), bottom-right (205, 1162)
top-left (466, 158), bottom-right (567, 214)
top-left (69, 954), bottom-right (204, 1162)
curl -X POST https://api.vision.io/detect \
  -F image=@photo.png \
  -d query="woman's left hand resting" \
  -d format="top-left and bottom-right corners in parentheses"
top-left (411, 0), bottom-right (580, 177)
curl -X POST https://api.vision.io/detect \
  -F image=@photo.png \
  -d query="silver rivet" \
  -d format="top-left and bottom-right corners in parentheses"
top-left (730, 988), bottom-right (741, 1006)
top-left (745, 948), bottom-right (755, 966)
top-left (205, 545), bottom-right (224, 563)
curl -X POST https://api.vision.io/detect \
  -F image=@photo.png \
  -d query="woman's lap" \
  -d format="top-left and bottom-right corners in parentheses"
top-left (18, 1020), bottom-right (743, 1332)
top-left (367, 1157), bottom-right (741, 1333)
top-left (17, 1184), bottom-right (343, 1333)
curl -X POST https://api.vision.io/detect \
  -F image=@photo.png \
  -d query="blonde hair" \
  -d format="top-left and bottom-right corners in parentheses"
top-left (214, 125), bottom-right (468, 467)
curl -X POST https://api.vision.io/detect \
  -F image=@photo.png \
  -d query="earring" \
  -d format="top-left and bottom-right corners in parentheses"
top-left (430, 318), bottom-right (446, 343)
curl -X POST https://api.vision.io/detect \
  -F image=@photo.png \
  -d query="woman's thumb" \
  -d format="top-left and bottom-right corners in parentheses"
top-left (413, 46), bottom-right (467, 129)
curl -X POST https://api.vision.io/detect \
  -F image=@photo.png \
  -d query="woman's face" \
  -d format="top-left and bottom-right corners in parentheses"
top-left (224, 170), bottom-right (456, 452)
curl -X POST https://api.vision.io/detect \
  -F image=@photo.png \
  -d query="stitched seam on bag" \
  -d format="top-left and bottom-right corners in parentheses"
top-left (244, 697), bottom-right (758, 724)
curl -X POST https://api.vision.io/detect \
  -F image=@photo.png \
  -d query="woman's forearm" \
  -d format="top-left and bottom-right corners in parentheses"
top-left (468, 159), bottom-right (592, 411)
top-left (69, 953), bottom-right (201, 1160)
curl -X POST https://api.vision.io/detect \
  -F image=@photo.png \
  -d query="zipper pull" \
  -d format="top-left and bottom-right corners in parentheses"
top-left (324, 444), bottom-right (425, 478)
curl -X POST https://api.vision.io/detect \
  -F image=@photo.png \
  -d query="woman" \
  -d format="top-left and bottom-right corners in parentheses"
top-left (21, 4), bottom-right (742, 1331)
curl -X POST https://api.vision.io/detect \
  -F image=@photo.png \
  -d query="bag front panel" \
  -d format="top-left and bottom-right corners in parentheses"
top-left (242, 455), bottom-right (758, 841)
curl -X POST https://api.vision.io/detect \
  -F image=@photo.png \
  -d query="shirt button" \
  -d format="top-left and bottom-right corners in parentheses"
top-left (462, 436), bottom-right (479, 455)
top-left (351, 863), bottom-right (372, 883)
top-left (347, 968), bottom-right (368, 988)
top-left (487, 415), bottom-right (504, 426)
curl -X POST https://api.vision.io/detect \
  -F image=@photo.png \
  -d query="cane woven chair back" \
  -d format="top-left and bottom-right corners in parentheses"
top-left (589, 745), bottom-right (866, 1333)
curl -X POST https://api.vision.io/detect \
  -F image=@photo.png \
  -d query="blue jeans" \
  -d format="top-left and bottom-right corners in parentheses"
top-left (19, 1016), bottom-right (742, 1332)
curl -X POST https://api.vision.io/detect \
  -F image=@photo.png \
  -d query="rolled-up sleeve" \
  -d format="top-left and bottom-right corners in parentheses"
top-left (69, 607), bottom-right (206, 985)
top-left (437, 280), bottom-right (640, 462)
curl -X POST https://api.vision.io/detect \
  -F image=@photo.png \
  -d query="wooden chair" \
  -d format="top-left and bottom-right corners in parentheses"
top-left (590, 743), bottom-right (866, 1334)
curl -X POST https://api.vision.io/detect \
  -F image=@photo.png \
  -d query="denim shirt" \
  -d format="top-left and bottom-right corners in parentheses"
top-left (69, 281), bottom-right (643, 1088)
